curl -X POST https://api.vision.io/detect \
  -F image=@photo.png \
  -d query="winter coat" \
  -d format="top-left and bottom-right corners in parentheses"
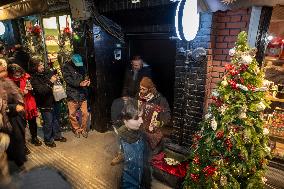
top-left (138, 92), bottom-right (171, 149)
top-left (30, 71), bottom-right (55, 109)
top-left (9, 73), bottom-right (38, 120)
top-left (0, 78), bottom-right (23, 134)
top-left (62, 62), bottom-right (88, 102)
top-left (122, 66), bottom-right (152, 97)
top-left (0, 75), bottom-right (26, 167)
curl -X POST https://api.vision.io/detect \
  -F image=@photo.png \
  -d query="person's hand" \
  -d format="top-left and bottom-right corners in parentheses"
top-left (0, 133), bottom-right (10, 152)
top-left (16, 104), bottom-right (25, 112)
top-left (50, 75), bottom-right (57, 83)
top-left (86, 80), bottom-right (91, 86)
top-left (23, 89), bottom-right (29, 95)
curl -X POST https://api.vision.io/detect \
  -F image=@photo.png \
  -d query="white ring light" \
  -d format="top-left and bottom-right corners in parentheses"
top-left (175, 0), bottom-right (199, 41)
top-left (0, 22), bottom-right (5, 36)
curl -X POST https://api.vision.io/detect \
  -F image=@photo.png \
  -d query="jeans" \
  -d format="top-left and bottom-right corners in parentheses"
top-left (40, 108), bottom-right (62, 143)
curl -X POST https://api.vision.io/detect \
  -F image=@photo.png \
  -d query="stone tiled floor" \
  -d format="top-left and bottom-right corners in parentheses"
top-left (23, 130), bottom-right (171, 189)
top-left (9, 129), bottom-right (284, 189)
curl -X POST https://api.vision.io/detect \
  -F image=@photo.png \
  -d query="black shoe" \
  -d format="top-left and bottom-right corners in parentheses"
top-left (44, 141), bottom-right (56, 148)
top-left (31, 138), bottom-right (42, 146)
top-left (54, 137), bottom-right (67, 142)
top-left (25, 146), bottom-right (31, 155)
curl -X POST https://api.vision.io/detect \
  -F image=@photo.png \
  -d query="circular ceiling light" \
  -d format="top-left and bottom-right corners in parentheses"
top-left (175, 0), bottom-right (199, 41)
top-left (0, 22), bottom-right (5, 35)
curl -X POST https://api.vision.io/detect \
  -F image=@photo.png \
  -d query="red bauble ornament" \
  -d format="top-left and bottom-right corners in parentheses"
top-left (63, 27), bottom-right (71, 34)
top-left (202, 165), bottom-right (217, 177)
top-left (247, 84), bottom-right (255, 91)
top-left (216, 131), bottom-right (224, 139)
top-left (193, 156), bottom-right (201, 165)
top-left (224, 138), bottom-right (233, 151)
top-left (32, 25), bottom-right (41, 35)
top-left (229, 69), bottom-right (239, 76)
top-left (212, 96), bottom-right (223, 107)
top-left (239, 77), bottom-right (244, 84)
top-left (225, 64), bottom-right (235, 71)
top-left (190, 173), bottom-right (199, 182)
top-left (228, 79), bottom-right (238, 89)
top-left (239, 64), bottom-right (248, 72)
top-left (192, 134), bottom-right (202, 143)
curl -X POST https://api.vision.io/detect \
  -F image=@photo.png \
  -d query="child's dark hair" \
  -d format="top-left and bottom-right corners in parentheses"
top-left (120, 98), bottom-right (143, 121)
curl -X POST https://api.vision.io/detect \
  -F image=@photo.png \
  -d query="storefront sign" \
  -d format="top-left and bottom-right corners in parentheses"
top-left (0, 21), bottom-right (5, 35)
top-left (175, 0), bottom-right (199, 41)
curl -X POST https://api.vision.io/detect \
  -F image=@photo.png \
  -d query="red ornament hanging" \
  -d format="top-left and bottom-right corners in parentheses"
top-left (193, 156), bottom-right (201, 165)
top-left (192, 134), bottom-right (202, 143)
top-left (216, 131), bottom-right (224, 139)
top-left (63, 27), bottom-right (71, 34)
top-left (228, 79), bottom-right (238, 89)
top-left (229, 69), bottom-right (239, 76)
top-left (239, 64), bottom-right (248, 72)
top-left (239, 77), bottom-right (244, 84)
top-left (212, 96), bottom-right (223, 107)
top-left (225, 64), bottom-right (235, 71)
top-left (31, 25), bottom-right (42, 36)
top-left (190, 173), bottom-right (199, 182)
top-left (224, 138), bottom-right (233, 151)
top-left (202, 165), bottom-right (217, 177)
top-left (247, 84), bottom-right (256, 91)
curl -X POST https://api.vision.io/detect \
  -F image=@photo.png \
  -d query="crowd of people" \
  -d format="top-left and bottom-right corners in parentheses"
top-left (0, 43), bottom-right (171, 188)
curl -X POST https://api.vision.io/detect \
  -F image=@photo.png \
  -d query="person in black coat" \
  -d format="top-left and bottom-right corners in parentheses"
top-left (62, 54), bottom-right (90, 138)
top-left (30, 60), bottom-right (66, 148)
top-left (122, 55), bottom-right (152, 98)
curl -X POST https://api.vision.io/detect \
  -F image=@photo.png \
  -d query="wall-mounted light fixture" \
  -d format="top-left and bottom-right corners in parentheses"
top-left (0, 22), bottom-right (5, 36)
top-left (131, 0), bottom-right (140, 3)
top-left (175, 0), bottom-right (199, 42)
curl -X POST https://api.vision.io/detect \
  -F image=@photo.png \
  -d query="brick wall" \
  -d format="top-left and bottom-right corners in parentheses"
top-left (204, 8), bottom-right (251, 110)
top-left (172, 8), bottom-right (252, 146)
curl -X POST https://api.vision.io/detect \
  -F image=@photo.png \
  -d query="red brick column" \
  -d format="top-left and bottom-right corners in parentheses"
top-left (204, 8), bottom-right (252, 110)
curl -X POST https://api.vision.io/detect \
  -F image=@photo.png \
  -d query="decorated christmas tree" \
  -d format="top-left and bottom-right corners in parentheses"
top-left (184, 31), bottom-right (271, 188)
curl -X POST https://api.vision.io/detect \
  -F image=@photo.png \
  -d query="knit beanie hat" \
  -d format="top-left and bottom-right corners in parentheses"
top-left (140, 77), bottom-right (155, 89)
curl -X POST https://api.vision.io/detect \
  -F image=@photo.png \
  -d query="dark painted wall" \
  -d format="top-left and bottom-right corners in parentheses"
top-left (93, 25), bottom-right (127, 132)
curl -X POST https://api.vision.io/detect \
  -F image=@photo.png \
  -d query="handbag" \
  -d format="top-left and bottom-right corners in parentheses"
top-left (53, 80), bottom-right (67, 101)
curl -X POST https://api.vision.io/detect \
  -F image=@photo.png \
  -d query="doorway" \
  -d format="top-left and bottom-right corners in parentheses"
top-left (127, 34), bottom-right (176, 109)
